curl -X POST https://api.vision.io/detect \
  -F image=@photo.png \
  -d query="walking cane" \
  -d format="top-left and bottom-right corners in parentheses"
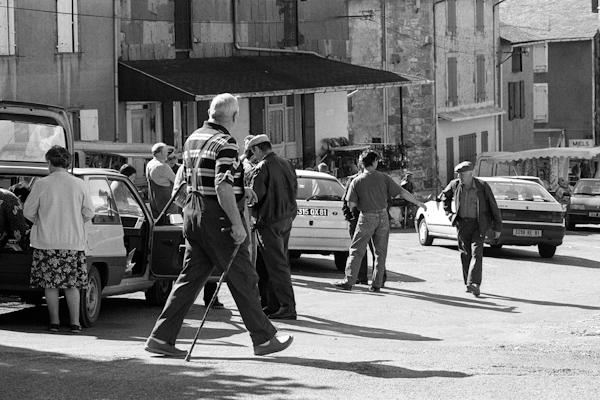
top-left (185, 241), bottom-right (241, 362)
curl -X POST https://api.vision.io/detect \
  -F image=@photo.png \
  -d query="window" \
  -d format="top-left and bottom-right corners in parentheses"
top-left (475, 0), bottom-right (484, 32)
top-left (447, 0), bottom-right (457, 35)
top-left (511, 47), bottom-right (522, 72)
top-left (533, 83), bottom-right (548, 122)
top-left (281, 0), bottom-right (299, 47)
top-left (0, 0), bottom-right (15, 55)
top-left (459, 133), bottom-right (477, 164)
top-left (174, 0), bottom-right (192, 52)
top-left (508, 81), bottom-right (525, 120)
top-left (109, 178), bottom-right (144, 228)
top-left (266, 95), bottom-right (298, 145)
top-left (481, 131), bottom-right (488, 153)
top-left (532, 43), bottom-right (548, 73)
top-left (57, 0), bottom-right (79, 53)
top-left (267, 109), bottom-right (284, 144)
top-left (446, 137), bottom-right (454, 183)
top-left (475, 55), bottom-right (486, 102)
top-left (87, 178), bottom-right (120, 225)
top-left (447, 57), bottom-right (458, 106)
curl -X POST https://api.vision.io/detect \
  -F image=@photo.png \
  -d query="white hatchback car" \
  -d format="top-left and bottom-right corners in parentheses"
top-left (288, 170), bottom-right (350, 270)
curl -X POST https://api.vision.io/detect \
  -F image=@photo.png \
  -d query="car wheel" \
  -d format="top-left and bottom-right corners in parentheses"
top-left (538, 244), bottom-right (557, 258)
top-left (334, 251), bottom-right (348, 272)
top-left (288, 250), bottom-right (301, 260)
top-left (80, 265), bottom-right (102, 328)
top-left (418, 218), bottom-right (434, 246)
top-left (145, 279), bottom-right (173, 306)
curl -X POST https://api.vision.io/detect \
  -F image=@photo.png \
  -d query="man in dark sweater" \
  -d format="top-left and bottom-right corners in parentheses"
top-left (248, 134), bottom-right (298, 320)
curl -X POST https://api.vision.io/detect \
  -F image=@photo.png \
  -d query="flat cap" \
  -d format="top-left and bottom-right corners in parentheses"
top-left (454, 161), bottom-right (474, 173)
top-left (247, 134), bottom-right (270, 148)
top-left (151, 142), bottom-right (170, 154)
top-left (243, 135), bottom-right (255, 150)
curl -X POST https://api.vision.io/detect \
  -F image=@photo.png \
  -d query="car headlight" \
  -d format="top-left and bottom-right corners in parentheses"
top-left (570, 204), bottom-right (586, 210)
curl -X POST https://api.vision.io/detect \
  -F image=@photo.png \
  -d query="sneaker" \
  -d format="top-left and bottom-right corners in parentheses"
top-left (70, 324), bottom-right (82, 334)
top-left (48, 323), bottom-right (60, 333)
top-left (332, 280), bottom-right (352, 291)
top-left (254, 334), bottom-right (294, 356)
top-left (144, 337), bottom-right (187, 357)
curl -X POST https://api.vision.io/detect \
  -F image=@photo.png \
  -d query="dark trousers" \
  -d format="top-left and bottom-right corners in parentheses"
top-left (202, 281), bottom-right (218, 305)
top-left (348, 219), bottom-right (368, 282)
top-left (256, 217), bottom-right (296, 313)
top-left (149, 197), bottom-right (276, 346)
top-left (456, 218), bottom-right (484, 286)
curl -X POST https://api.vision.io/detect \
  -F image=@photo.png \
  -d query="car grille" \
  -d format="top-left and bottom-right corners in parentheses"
top-left (500, 209), bottom-right (563, 223)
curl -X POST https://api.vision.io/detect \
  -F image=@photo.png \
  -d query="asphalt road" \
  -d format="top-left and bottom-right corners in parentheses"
top-left (1, 227), bottom-right (600, 400)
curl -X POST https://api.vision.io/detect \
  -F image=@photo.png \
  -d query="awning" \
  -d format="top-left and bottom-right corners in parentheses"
top-left (118, 54), bottom-right (426, 102)
top-left (490, 147), bottom-right (600, 162)
top-left (438, 106), bottom-right (505, 122)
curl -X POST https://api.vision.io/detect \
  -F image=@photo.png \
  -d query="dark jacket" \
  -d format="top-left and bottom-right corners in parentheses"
top-left (441, 178), bottom-right (502, 235)
top-left (342, 173), bottom-right (360, 222)
top-left (251, 152), bottom-right (298, 225)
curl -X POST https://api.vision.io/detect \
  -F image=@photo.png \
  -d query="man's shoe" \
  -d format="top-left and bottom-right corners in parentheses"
top-left (467, 283), bottom-right (480, 297)
top-left (368, 286), bottom-right (381, 293)
top-left (144, 337), bottom-right (187, 357)
top-left (466, 285), bottom-right (473, 293)
top-left (268, 308), bottom-right (297, 320)
top-left (332, 280), bottom-right (352, 291)
top-left (207, 300), bottom-right (225, 309)
top-left (356, 279), bottom-right (368, 285)
top-left (254, 334), bottom-right (294, 356)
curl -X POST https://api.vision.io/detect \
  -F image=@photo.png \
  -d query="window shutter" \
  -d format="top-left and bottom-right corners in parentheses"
top-left (476, 55), bottom-right (486, 102)
top-left (447, 0), bottom-right (457, 35)
top-left (508, 82), bottom-right (515, 121)
top-left (533, 83), bottom-right (548, 122)
top-left (511, 47), bottom-right (522, 72)
top-left (0, 0), bottom-right (14, 55)
top-left (57, 0), bottom-right (74, 52)
top-left (446, 137), bottom-right (454, 184)
top-left (593, 0), bottom-right (599, 13)
top-left (249, 97), bottom-right (266, 134)
top-left (519, 80), bottom-right (525, 119)
top-left (481, 131), bottom-right (489, 153)
top-left (447, 57), bottom-right (458, 106)
top-left (475, 0), bottom-right (484, 32)
top-left (174, 0), bottom-right (191, 50)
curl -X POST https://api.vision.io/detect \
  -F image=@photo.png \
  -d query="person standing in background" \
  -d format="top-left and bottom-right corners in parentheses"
top-left (146, 143), bottom-right (176, 219)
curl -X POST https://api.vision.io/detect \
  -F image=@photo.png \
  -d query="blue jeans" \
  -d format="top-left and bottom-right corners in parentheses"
top-left (345, 210), bottom-right (390, 288)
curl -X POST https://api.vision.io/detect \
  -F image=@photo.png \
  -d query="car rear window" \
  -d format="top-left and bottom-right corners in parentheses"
top-left (0, 117), bottom-right (66, 163)
top-left (297, 177), bottom-right (345, 201)
top-left (573, 180), bottom-right (600, 195)
top-left (488, 181), bottom-right (555, 202)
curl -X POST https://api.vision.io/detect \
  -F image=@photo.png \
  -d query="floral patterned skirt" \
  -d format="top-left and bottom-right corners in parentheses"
top-left (29, 249), bottom-right (88, 289)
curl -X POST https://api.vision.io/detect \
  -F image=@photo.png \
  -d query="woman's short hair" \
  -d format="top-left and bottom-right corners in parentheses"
top-left (45, 145), bottom-right (71, 168)
top-left (119, 164), bottom-right (137, 177)
top-left (359, 150), bottom-right (379, 168)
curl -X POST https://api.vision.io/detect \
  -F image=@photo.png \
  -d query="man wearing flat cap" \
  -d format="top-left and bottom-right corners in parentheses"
top-left (247, 134), bottom-right (298, 320)
top-left (441, 161), bottom-right (502, 297)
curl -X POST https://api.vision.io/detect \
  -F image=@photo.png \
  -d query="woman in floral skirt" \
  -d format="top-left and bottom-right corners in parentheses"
top-left (24, 145), bottom-right (94, 333)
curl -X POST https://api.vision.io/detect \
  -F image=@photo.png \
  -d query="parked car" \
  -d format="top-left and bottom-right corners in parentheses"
top-left (0, 101), bottom-right (183, 326)
top-left (288, 170), bottom-right (350, 270)
top-left (499, 175), bottom-right (545, 187)
top-left (565, 178), bottom-right (600, 229)
top-left (415, 177), bottom-right (565, 258)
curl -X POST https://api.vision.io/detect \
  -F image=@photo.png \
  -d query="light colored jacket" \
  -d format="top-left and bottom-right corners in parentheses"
top-left (24, 171), bottom-right (94, 251)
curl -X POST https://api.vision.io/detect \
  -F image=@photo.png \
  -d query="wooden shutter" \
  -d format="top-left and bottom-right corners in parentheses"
top-left (249, 97), bottom-right (266, 135)
top-left (0, 0), bottom-right (14, 55)
top-left (459, 133), bottom-right (477, 164)
top-left (481, 131), bottom-right (489, 153)
top-left (593, 0), bottom-right (599, 13)
top-left (447, 57), bottom-right (458, 106)
top-left (446, 137), bottom-right (454, 184)
top-left (475, 0), bottom-right (484, 32)
top-left (282, 0), bottom-right (299, 47)
top-left (518, 80), bottom-right (525, 119)
top-left (447, 0), bottom-right (457, 35)
top-left (511, 48), bottom-right (522, 72)
top-left (508, 82), bottom-right (515, 121)
top-left (57, 0), bottom-right (77, 53)
top-left (476, 55), bottom-right (486, 102)
top-left (533, 83), bottom-right (548, 122)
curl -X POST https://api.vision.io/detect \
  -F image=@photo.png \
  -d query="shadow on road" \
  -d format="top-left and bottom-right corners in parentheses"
top-left (382, 287), bottom-right (519, 313)
top-left (193, 356), bottom-right (470, 379)
top-left (564, 226), bottom-right (600, 236)
top-left (278, 314), bottom-right (440, 342)
top-left (0, 344), bottom-right (329, 400)
top-left (483, 293), bottom-right (600, 310)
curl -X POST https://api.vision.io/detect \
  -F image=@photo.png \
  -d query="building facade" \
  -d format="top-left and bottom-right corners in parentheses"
top-left (435, 0), bottom-right (502, 186)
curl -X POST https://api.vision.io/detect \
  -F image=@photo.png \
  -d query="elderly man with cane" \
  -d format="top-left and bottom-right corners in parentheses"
top-left (145, 93), bottom-right (292, 358)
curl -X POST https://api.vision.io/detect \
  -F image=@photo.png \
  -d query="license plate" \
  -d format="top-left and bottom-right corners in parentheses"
top-left (513, 228), bottom-right (542, 237)
top-left (589, 212), bottom-right (600, 217)
top-left (297, 208), bottom-right (328, 217)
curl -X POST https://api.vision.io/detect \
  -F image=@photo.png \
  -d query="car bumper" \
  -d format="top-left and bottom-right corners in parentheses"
top-left (567, 211), bottom-right (600, 225)
top-left (288, 228), bottom-right (350, 252)
top-left (491, 223), bottom-right (564, 246)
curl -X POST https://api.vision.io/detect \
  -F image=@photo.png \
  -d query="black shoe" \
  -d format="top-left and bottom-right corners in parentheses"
top-left (368, 286), bottom-right (381, 293)
top-left (206, 300), bottom-right (225, 309)
top-left (332, 280), bottom-right (352, 291)
top-left (356, 279), bottom-right (368, 285)
top-left (262, 306), bottom-right (279, 315)
top-left (268, 308), bottom-right (297, 320)
top-left (466, 285), bottom-right (473, 293)
top-left (70, 324), bottom-right (82, 334)
top-left (467, 283), bottom-right (480, 297)
top-left (254, 334), bottom-right (294, 356)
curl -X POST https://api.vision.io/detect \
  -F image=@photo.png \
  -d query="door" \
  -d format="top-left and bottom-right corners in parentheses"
top-left (150, 225), bottom-right (185, 278)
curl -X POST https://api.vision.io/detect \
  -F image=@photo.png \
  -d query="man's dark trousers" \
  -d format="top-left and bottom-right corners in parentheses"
top-left (150, 197), bottom-right (276, 346)
top-left (456, 217), bottom-right (484, 286)
top-left (257, 217), bottom-right (296, 314)
top-left (348, 218), bottom-right (368, 282)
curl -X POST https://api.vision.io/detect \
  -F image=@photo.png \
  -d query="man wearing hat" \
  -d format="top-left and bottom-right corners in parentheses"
top-left (146, 142), bottom-right (176, 218)
top-left (441, 161), bottom-right (502, 297)
top-left (247, 134), bottom-right (298, 320)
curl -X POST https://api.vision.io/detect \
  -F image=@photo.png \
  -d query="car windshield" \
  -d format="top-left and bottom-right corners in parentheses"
top-left (297, 177), bottom-right (345, 201)
top-left (488, 181), bottom-right (555, 202)
top-left (0, 119), bottom-right (66, 163)
top-left (573, 180), bottom-right (600, 195)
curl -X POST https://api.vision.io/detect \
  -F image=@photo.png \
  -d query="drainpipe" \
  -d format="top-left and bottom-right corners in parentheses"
top-left (494, 0), bottom-right (507, 151)
top-left (381, 0), bottom-right (389, 143)
top-left (113, 0), bottom-right (120, 142)
top-left (433, 0), bottom-right (445, 191)
top-left (231, 0), bottom-right (322, 57)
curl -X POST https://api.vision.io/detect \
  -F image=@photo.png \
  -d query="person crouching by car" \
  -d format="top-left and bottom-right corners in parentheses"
top-left (24, 145), bottom-right (94, 333)
top-left (441, 161), bottom-right (502, 297)
top-left (0, 185), bottom-right (30, 251)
